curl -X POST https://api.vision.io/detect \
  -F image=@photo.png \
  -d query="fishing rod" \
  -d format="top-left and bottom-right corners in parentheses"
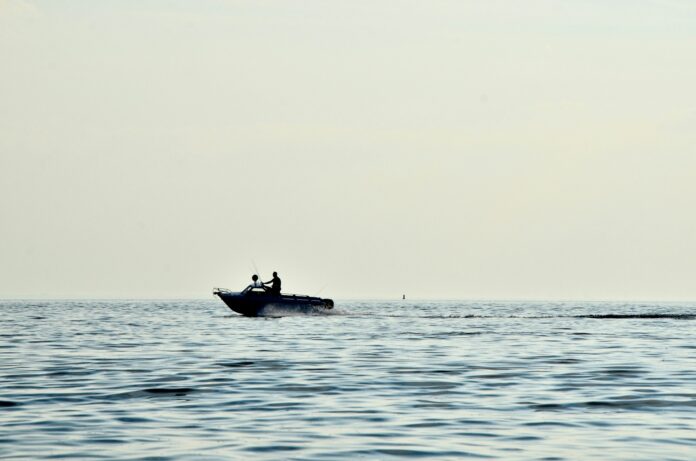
top-left (312, 283), bottom-right (328, 297)
top-left (251, 259), bottom-right (261, 278)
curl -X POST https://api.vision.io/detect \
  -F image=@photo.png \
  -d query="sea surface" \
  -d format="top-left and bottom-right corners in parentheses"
top-left (1, 299), bottom-right (695, 460)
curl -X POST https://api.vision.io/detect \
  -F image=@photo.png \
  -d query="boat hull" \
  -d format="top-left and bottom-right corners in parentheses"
top-left (214, 289), bottom-right (334, 317)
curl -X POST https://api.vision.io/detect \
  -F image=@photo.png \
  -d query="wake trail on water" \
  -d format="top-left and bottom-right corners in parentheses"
top-left (257, 304), bottom-right (341, 317)
top-left (343, 313), bottom-right (695, 320)
top-left (220, 308), bottom-right (695, 320)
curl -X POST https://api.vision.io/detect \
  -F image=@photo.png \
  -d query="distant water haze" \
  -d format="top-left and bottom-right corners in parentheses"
top-left (1, 1), bottom-right (695, 299)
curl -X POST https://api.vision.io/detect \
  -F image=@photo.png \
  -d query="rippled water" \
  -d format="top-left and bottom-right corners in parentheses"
top-left (1, 299), bottom-right (695, 460)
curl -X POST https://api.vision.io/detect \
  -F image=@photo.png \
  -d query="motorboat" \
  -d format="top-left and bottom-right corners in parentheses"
top-left (213, 287), bottom-right (334, 317)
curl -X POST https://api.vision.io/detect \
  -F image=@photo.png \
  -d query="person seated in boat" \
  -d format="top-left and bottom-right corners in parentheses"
top-left (242, 274), bottom-right (266, 294)
top-left (264, 272), bottom-right (281, 296)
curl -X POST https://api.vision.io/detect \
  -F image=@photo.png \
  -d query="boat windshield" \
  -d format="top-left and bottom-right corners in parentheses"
top-left (242, 287), bottom-right (268, 295)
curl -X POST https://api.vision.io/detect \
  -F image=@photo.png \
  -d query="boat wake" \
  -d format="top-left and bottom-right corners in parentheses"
top-left (257, 304), bottom-right (339, 317)
top-left (573, 314), bottom-right (695, 319)
top-left (221, 309), bottom-right (695, 320)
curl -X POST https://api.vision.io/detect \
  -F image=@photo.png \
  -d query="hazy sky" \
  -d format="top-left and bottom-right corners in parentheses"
top-left (1, 0), bottom-right (695, 299)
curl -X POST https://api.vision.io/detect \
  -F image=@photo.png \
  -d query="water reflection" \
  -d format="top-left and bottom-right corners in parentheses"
top-left (1, 299), bottom-right (694, 460)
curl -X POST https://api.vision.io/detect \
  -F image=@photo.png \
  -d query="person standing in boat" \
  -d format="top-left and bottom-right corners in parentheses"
top-left (243, 274), bottom-right (265, 293)
top-left (264, 272), bottom-right (281, 296)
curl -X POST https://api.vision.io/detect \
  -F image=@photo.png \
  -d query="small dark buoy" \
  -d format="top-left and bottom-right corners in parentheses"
top-left (402, 294), bottom-right (405, 300)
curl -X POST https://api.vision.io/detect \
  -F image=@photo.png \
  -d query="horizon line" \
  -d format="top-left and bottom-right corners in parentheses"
top-left (1, 296), bottom-right (695, 304)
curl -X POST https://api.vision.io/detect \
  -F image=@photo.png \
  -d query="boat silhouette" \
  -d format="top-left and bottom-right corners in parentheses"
top-left (213, 287), bottom-right (334, 317)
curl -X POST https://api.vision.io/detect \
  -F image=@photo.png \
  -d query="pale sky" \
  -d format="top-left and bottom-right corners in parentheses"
top-left (1, 0), bottom-right (695, 299)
